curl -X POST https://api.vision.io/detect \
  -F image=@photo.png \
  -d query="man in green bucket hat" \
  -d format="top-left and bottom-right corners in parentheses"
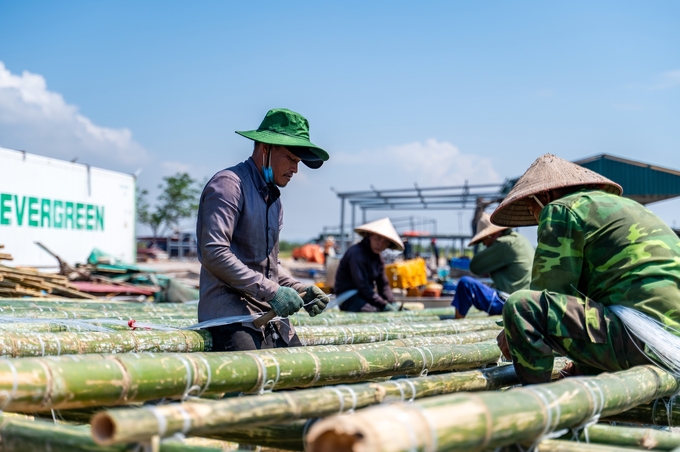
top-left (197, 108), bottom-right (330, 351)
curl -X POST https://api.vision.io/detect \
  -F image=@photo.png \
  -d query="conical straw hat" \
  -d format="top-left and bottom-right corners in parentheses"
top-left (354, 218), bottom-right (405, 251)
top-left (468, 213), bottom-right (508, 246)
top-left (491, 153), bottom-right (622, 227)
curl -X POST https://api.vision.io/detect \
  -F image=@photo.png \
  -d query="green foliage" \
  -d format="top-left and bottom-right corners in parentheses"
top-left (279, 240), bottom-right (302, 252)
top-left (137, 172), bottom-right (201, 238)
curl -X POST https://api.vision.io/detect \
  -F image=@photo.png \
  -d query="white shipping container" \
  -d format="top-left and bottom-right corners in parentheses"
top-left (0, 146), bottom-right (135, 268)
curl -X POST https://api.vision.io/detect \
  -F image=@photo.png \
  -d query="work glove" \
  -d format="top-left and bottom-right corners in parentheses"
top-left (382, 302), bottom-right (399, 312)
top-left (301, 285), bottom-right (329, 317)
top-left (269, 287), bottom-right (304, 318)
top-left (496, 330), bottom-right (512, 361)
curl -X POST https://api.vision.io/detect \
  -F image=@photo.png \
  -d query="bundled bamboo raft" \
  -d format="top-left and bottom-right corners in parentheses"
top-left (93, 361), bottom-right (560, 445)
top-left (0, 329), bottom-right (211, 357)
top-left (0, 340), bottom-right (501, 412)
top-left (306, 365), bottom-right (680, 451)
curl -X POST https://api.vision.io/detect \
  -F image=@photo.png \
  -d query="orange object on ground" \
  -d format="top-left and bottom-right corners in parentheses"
top-left (292, 243), bottom-right (325, 263)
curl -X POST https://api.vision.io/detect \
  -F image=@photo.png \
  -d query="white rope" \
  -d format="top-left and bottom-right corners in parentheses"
top-left (610, 305), bottom-right (680, 378)
top-left (569, 378), bottom-right (605, 443)
top-left (37, 334), bottom-right (46, 357)
top-left (173, 355), bottom-right (194, 400)
top-left (149, 406), bottom-right (168, 437)
top-left (0, 359), bottom-right (19, 410)
top-left (404, 379), bottom-right (418, 402)
top-left (193, 354), bottom-right (212, 396)
top-left (244, 352), bottom-right (268, 394)
top-left (383, 380), bottom-right (406, 402)
top-left (261, 354), bottom-right (281, 392)
top-left (413, 347), bottom-right (430, 376)
top-left (336, 385), bottom-right (359, 413)
top-left (328, 387), bottom-right (346, 414)
top-left (524, 385), bottom-right (563, 449)
top-left (176, 405), bottom-right (192, 434)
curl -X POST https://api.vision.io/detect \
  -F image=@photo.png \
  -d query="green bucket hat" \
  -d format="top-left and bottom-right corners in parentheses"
top-left (236, 108), bottom-right (329, 169)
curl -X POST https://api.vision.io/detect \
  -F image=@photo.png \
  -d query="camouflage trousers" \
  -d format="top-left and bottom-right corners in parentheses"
top-left (503, 289), bottom-right (649, 385)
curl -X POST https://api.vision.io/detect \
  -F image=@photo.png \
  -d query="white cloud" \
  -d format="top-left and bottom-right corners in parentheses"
top-left (652, 69), bottom-right (680, 90)
top-left (334, 139), bottom-right (502, 187)
top-left (0, 61), bottom-right (148, 167)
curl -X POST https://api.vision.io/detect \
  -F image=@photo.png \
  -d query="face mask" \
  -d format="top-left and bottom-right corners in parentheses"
top-left (263, 148), bottom-right (274, 184)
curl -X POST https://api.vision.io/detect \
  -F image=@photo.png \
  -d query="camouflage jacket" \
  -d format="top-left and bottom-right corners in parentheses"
top-left (470, 230), bottom-right (534, 294)
top-left (531, 189), bottom-right (680, 328)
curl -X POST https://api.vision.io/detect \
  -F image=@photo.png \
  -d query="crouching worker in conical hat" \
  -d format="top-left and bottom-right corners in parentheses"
top-left (334, 218), bottom-right (404, 312)
top-left (451, 213), bottom-right (534, 319)
top-left (197, 108), bottom-right (330, 351)
top-left (491, 153), bottom-right (680, 385)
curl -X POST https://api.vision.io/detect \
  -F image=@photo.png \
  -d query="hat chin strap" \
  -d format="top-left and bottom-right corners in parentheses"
top-left (531, 195), bottom-right (545, 209)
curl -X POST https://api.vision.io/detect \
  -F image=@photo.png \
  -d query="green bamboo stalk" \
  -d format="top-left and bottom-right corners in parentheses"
top-left (0, 323), bottom-right (498, 357)
top-left (296, 317), bottom-right (501, 345)
top-left (535, 439), bottom-right (644, 451)
top-left (289, 314), bottom-right (443, 326)
top-left (0, 329), bottom-right (211, 357)
top-left (0, 340), bottom-right (501, 412)
top-left (0, 318), bottom-right (500, 355)
top-left (603, 402), bottom-right (680, 426)
top-left (578, 424), bottom-right (680, 450)
top-left (306, 365), bottom-right (680, 452)
top-left (92, 362), bottom-right (532, 444)
top-left (205, 420), bottom-right (310, 451)
top-left (263, 329), bottom-right (502, 355)
top-left (0, 413), bottom-right (244, 452)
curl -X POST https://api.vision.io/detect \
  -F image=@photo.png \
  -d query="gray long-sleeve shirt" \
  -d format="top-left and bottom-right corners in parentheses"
top-left (196, 157), bottom-right (303, 341)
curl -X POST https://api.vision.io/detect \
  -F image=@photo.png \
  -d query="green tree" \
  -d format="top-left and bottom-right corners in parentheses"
top-left (137, 173), bottom-right (202, 240)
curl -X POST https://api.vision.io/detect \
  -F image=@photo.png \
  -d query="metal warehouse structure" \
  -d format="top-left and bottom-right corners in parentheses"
top-left (334, 154), bottom-right (680, 252)
top-left (574, 154), bottom-right (680, 205)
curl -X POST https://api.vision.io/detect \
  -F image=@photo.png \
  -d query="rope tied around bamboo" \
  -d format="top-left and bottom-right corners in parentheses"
top-left (91, 361), bottom-right (539, 446)
top-left (306, 365), bottom-right (680, 452)
top-left (0, 340), bottom-right (502, 412)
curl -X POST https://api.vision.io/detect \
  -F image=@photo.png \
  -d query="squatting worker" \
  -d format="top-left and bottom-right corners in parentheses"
top-left (197, 108), bottom-right (331, 351)
top-left (334, 218), bottom-right (404, 312)
top-left (491, 153), bottom-right (680, 385)
top-left (451, 213), bottom-right (533, 318)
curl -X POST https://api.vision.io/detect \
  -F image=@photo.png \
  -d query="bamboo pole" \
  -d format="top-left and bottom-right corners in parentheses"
top-left (0, 413), bottom-right (245, 452)
top-left (92, 361), bottom-right (545, 444)
top-left (205, 420), bottom-right (310, 451)
top-left (0, 340), bottom-right (501, 412)
top-left (306, 365), bottom-right (680, 452)
top-left (603, 403), bottom-right (680, 426)
top-left (0, 329), bottom-right (211, 357)
top-left (535, 439), bottom-right (644, 451)
top-left (296, 317), bottom-right (501, 345)
top-left (578, 424), bottom-right (680, 450)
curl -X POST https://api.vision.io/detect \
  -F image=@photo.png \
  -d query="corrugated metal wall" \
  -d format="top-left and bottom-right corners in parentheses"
top-left (579, 157), bottom-right (680, 198)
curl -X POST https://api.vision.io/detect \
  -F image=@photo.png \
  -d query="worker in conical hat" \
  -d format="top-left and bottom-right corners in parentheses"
top-left (491, 153), bottom-right (680, 385)
top-left (451, 213), bottom-right (533, 319)
top-left (334, 218), bottom-right (404, 312)
top-left (197, 108), bottom-right (330, 352)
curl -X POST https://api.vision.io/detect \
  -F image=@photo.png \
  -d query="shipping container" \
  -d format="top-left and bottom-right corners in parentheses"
top-left (0, 146), bottom-right (135, 267)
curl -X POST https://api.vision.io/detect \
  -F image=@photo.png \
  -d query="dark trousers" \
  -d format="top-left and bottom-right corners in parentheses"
top-left (340, 295), bottom-right (380, 312)
top-left (207, 322), bottom-right (303, 352)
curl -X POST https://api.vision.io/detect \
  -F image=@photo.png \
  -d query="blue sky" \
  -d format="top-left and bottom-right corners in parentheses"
top-left (1, 1), bottom-right (679, 244)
